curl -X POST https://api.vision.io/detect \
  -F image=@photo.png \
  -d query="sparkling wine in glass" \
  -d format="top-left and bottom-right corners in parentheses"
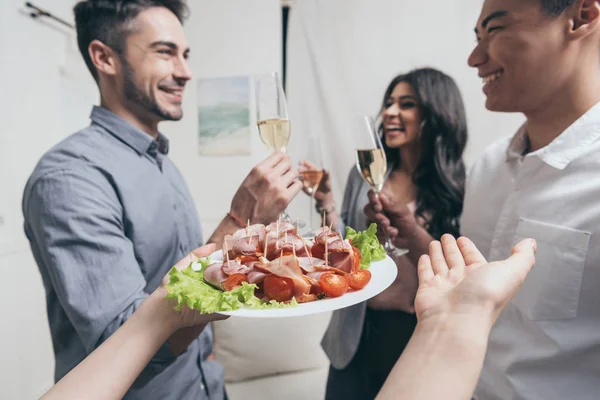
top-left (255, 72), bottom-right (290, 152)
top-left (254, 72), bottom-right (297, 225)
top-left (257, 118), bottom-right (290, 153)
top-left (356, 116), bottom-right (408, 256)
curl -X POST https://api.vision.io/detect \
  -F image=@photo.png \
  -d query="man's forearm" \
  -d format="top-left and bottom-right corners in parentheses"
top-left (376, 314), bottom-right (491, 400)
top-left (206, 215), bottom-right (240, 248)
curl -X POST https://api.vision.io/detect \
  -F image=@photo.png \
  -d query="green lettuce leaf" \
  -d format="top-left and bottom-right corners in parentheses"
top-left (345, 223), bottom-right (386, 269)
top-left (165, 258), bottom-right (296, 314)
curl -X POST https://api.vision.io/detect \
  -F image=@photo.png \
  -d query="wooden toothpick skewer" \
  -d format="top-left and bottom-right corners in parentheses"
top-left (299, 235), bottom-right (314, 267)
top-left (338, 231), bottom-right (346, 250)
top-left (224, 239), bottom-right (231, 264)
top-left (325, 236), bottom-right (329, 266)
top-left (264, 232), bottom-right (269, 258)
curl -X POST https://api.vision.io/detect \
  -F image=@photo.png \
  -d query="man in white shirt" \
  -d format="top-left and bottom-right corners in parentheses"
top-left (366, 0), bottom-right (600, 399)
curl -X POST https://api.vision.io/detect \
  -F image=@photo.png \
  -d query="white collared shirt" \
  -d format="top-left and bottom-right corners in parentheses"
top-left (462, 102), bottom-right (600, 400)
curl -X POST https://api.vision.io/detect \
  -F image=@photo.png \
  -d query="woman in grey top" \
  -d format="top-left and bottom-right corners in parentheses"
top-left (304, 68), bottom-right (469, 400)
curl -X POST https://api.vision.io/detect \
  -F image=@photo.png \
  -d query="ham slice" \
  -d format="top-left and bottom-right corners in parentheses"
top-left (232, 224), bottom-right (266, 243)
top-left (313, 227), bottom-right (357, 273)
top-left (296, 257), bottom-right (348, 274)
top-left (223, 234), bottom-right (261, 259)
top-left (314, 226), bottom-right (338, 243)
top-left (255, 255), bottom-right (311, 297)
top-left (306, 270), bottom-right (329, 281)
top-left (248, 270), bottom-right (268, 284)
top-left (297, 257), bottom-right (326, 273)
top-left (222, 260), bottom-right (251, 275)
top-left (266, 233), bottom-right (309, 260)
top-left (266, 221), bottom-right (296, 234)
top-left (329, 251), bottom-right (355, 273)
top-left (204, 262), bottom-right (229, 290)
top-left (244, 260), bottom-right (269, 284)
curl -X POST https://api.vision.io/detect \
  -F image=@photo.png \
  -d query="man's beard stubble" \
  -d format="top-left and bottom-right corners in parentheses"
top-left (121, 57), bottom-right (182, 122)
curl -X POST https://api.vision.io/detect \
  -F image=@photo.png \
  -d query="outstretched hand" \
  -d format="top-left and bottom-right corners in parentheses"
top-left (415, 235), bottom-right (537, 327)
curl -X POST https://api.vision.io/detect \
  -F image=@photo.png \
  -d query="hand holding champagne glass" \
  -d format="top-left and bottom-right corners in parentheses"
top-left (298, 136), bottom-right (325, 236)
top-left (356, 116), bottom-right (409, 256)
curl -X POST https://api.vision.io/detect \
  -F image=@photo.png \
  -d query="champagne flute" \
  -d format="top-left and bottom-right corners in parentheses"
top-left (356, 116), bottom-right (408, 256)
top-left (254, 72), bottom-right (297, 224)
top-left (255, 72), bottom-right (291, 153)
top-left (298, 136), bottom-right (325, 237)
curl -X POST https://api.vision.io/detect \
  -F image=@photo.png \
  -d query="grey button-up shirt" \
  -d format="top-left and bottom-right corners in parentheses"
top-left (22, 106), bottom-right (224, 400)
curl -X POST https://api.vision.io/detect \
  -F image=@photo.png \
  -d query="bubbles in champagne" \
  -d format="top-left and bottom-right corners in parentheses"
top-left (257, 118), bottom-right (291, 152)
top-left (356, 149), bottom-right (386, 192)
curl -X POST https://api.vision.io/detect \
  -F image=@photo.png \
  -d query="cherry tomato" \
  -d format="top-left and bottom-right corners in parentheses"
top-left (352, 246), bottom-right (361, 271)
top-left (263, 275), bottom-right (295, 302)
top-left (348, 269), bottom-right (371, 290)
top-left (223, 273), bottom-right (249, 291)
top-left (319, 273), bottom-right (349, 298)
top-left (311, 243), bottom-right (325, 260)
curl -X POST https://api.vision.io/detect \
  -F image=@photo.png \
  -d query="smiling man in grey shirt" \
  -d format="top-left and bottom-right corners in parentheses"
top-left (22, 1), bottom-right (302, 399)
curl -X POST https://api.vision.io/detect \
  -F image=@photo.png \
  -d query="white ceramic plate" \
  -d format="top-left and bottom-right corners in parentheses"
top-left (207, 250), bottom-right (398, 318)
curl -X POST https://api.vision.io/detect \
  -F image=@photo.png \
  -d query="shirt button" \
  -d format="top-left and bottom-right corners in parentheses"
top-left (200, 383), bottom-right (205, 391)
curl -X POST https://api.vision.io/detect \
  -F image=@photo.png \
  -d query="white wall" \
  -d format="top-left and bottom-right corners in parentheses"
top-left (0, 1), bottom-right (94, 398)
top-left (163, 0), bottom-right (281, 235)
top-left (286, 0), bottom-right (525, 206)
top-left (0, 1), bottom-right (280, 399)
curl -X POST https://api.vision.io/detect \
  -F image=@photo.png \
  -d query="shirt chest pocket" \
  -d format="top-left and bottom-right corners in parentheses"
top-left (512, 218), bottom-right (590, 321)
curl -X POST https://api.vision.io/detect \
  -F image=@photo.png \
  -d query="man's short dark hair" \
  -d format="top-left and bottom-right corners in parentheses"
top-left (73, 0), bottom-right (189, 81)
top-left (540, 0), bottom-right (576, 16)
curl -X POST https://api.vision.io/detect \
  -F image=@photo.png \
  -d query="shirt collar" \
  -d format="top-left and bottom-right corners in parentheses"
top-left (90, 106), bottom-right (169, 157)
top-left (506, 101), bottom-right (600, 169)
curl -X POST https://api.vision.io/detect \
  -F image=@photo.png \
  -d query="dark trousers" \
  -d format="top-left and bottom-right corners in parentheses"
top-left (325, 308), bottom-right (417, 400)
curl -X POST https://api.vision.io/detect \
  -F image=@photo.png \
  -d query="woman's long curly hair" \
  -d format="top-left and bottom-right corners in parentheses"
top-left (378, 68), bottom-right (468, 239)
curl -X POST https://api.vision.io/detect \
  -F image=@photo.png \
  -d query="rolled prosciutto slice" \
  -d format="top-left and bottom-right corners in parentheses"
top-left (311, 229), bottom-right (358, 273)
top-left (247, 269), bottom-right (269, 285)
top-left (232, 224), bottom-right (267, 244)
top-left (296, 257), bottom-right (326, 273)
top-left (203, 262), bottom-right (229, 290)
top-left (266, 221), bottom-right (296, 235)
top-left (245, 260), bottom-right (269, 284)
top-left (223, 234), bottom-right (261, 259)
top-left (222, 260), bottom-right (252, 275)
top-left (265, 232), bottom-right (309, 260)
